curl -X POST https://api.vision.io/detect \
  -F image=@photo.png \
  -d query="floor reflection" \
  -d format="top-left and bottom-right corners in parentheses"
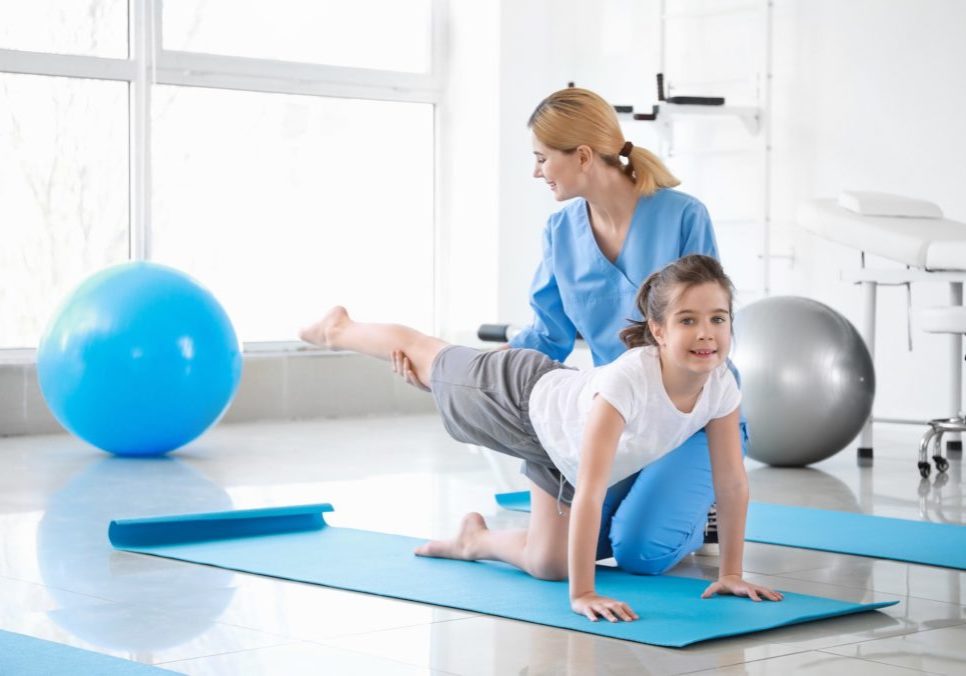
top-left (37, 457), bottom-right (236, 652)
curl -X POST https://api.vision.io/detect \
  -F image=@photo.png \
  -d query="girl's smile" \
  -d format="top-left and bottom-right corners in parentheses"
top-left (689, 348), bottom-right (718, 359)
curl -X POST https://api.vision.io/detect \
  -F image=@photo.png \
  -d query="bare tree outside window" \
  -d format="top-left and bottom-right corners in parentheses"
top-left (0, 0), bottom-right (437, 348)
top-left (0, 1), bottom-right (128, 348)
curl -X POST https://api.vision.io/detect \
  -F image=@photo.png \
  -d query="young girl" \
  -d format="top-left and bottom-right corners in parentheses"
top-left (300, 255), bottom-right (782, 623)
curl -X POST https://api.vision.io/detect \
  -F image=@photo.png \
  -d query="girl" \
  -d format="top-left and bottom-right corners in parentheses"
top-left (300, 255), bottom-right (781, 623)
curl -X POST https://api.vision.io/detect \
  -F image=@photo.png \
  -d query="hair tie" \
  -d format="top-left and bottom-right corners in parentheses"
top-left (619, 141), bottom-right (633, 157)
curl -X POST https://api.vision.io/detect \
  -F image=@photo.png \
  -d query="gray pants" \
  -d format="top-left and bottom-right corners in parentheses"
top-left (429, 345), bottom-right (576, 502)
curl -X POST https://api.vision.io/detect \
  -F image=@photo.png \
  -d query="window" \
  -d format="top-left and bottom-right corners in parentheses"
top-left (0, 0), bottom-right (439, 349)
top-left (151, 87), bottom-right (435, 340)
top-left (0, 73), bottom-right (128, 348)
top-left (163, 0), bottom-right (433, 73)
top-left (0, 0), bottom-right (128, 58)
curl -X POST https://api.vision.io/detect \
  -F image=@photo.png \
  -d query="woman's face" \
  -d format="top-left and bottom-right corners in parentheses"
top-left (531, 135), bottom-right (583, 201)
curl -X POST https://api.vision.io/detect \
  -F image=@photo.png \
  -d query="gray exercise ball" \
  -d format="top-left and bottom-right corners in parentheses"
top-left (731, 296), bottom-right (875, 466)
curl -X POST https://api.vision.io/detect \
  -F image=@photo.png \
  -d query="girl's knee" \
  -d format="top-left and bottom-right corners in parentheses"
top-left (525, 551), bottom-right (568, 581)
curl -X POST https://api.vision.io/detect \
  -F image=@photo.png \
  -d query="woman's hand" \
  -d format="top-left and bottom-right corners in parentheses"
top-left (390, 350), bottom-right (430, 392)
top-left (571, 592), bottom-right (639, 623)
top-left (701, 575), bottom-right (784, 602)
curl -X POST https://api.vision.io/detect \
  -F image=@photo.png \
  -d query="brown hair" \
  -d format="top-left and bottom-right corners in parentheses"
top-left (619, 255), bottom-right (735, 348)
top-left (528, 87), bottom-right (680, 196)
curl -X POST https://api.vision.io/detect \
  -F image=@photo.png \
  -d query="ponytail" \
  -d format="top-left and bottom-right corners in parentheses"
top-left (619, 272), bottom-right (661, 348)
top-left (626, 145), bottom-right (680, 196)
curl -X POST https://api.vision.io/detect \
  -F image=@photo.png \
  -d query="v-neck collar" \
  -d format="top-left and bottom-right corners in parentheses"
top-left (579, 197), bottom-right (642, 290)
top-left (646, 348), bottom-right (708, 417)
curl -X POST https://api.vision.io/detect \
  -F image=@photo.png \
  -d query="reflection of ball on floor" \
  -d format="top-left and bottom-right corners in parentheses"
top-left (38, 262), bottom-right (242, 456)
top-left (732, 296), bottom-right (875, 467)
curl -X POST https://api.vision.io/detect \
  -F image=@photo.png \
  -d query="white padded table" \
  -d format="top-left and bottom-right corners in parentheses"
top-left (798, 200), bottom-right (966, 271)
top-left (797, 199), bottom-right (966, 457)
top-left (922, 306), bottom-right (966, 334)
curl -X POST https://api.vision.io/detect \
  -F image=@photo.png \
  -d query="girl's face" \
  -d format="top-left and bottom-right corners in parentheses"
top-left (531, 135), bottom-right (584, 201)
top-left (650, 282), bottom-right (732, 376)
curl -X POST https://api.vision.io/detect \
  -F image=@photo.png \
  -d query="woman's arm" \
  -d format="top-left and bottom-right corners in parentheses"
top-left (509, 224), bottom-right (578, 362)
top-left (702, 408), bottom-right (783, 602)
top-left (569, 396), bottom-right (638, 622)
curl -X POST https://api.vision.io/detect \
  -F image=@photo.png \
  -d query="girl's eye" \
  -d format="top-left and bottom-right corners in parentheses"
top-left (712, 316), bottom-right (727, 324)
top-left (680, 318), bottom-right (694, 325)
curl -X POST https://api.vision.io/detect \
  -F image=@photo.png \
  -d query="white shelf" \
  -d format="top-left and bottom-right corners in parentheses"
top-left (619, 104), bottom-right (761, 134)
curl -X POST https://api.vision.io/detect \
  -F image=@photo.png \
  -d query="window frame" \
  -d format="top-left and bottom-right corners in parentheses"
top-left (0, 0), bottom-right (444, 356)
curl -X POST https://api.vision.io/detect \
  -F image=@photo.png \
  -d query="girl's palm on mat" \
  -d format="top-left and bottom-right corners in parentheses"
top-left (701, 575), bottom-right (784, 602)
top-left (571, 593), bottom-right (639, 623)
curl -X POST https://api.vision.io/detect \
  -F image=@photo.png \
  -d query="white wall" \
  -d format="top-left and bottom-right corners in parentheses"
top-left (441, 0), bottom-right (665, 338)
top-left (442, 0), bottom-right (965, 422)
top-left (769, 0), bottom-right (966, 420)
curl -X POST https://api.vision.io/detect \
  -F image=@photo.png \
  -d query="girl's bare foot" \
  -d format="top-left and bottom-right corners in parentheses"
top-left (414, 512), bottom-right (487, 560)
top-left (299, 306), bottom-right (349, 348)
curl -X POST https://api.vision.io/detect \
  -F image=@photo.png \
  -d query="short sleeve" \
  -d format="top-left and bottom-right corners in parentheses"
top-left (680, 200), bottom-right (720, 259)
top-left (713, 369), bottom-right (742, 419)
top-left (590, 356), bottom-right (639, 423)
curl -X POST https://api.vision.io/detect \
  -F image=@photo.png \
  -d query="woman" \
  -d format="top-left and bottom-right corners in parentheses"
top-left (398, 87), bottom-right (747, 575)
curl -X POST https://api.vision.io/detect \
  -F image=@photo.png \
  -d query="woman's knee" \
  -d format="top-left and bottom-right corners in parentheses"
top-left (609, 520), bottom-right (702, 575)
top-left (612, 544), bottom-right (687, 575)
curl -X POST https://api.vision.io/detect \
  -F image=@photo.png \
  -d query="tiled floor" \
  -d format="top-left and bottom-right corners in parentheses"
top-left (0, 415), bottom-right (963, 675)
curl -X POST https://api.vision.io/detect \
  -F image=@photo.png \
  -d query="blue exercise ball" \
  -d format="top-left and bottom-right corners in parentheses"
top-left (37, 262), bottom-right (242, 456)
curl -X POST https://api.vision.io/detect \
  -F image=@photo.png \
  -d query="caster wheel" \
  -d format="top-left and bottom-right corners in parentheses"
top-left (934, 456), bottom-right (950, 474)
top-left (918, 461), bottom-right (931, 479)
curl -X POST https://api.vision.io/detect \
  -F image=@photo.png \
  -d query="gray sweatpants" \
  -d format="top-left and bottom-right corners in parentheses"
top-left (429, 345), bottom-right (576, 503)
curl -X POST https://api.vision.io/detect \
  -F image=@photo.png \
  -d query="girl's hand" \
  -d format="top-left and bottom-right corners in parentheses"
top-left (571, 592), bottom-right (639, 623)
top-left (390, 350), bottom-right (430, 392)
top-left (701, 575), bottom-right (784, 602)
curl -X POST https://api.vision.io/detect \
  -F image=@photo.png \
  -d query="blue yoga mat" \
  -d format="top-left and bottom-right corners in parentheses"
top-left (109, 503), bottom-right (895, 648)
top-left (0, 629), bottom-right (179, 675)
top-left (495, 491), bottom-right (966, 570)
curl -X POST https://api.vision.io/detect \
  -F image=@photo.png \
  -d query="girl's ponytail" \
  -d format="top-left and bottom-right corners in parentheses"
top-left (619, 272), bottom-right (661, 348)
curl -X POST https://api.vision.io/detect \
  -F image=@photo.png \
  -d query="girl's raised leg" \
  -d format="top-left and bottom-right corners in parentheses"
top-left (299, 306), bottom-right (447, 389)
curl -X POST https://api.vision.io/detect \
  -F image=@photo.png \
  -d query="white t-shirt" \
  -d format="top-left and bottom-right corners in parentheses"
top-left (528, 346), bottom-right (741, 488)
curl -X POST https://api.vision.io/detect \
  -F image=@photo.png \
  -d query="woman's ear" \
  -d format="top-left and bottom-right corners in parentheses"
top-left (576, 144), bottom-right (594, 169)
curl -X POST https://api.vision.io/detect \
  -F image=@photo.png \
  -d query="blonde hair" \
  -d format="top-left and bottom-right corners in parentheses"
top-left (619, 255), bottom-right (735, 348)
top-left (528, 87), bottom-right (680, 196)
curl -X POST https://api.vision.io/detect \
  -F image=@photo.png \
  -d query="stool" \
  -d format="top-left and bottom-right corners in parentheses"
top-left (918, 306), bottom-right (966, 478)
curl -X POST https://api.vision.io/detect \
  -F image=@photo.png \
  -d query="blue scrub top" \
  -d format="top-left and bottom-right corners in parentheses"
top-left (509, 188), bottom-right (719, 366)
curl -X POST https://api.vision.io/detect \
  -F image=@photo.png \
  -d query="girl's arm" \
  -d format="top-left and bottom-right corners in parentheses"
top-left (569, 396), bottom-right (639, 622)
top-left (702, 408), bottom-right (783, 602)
